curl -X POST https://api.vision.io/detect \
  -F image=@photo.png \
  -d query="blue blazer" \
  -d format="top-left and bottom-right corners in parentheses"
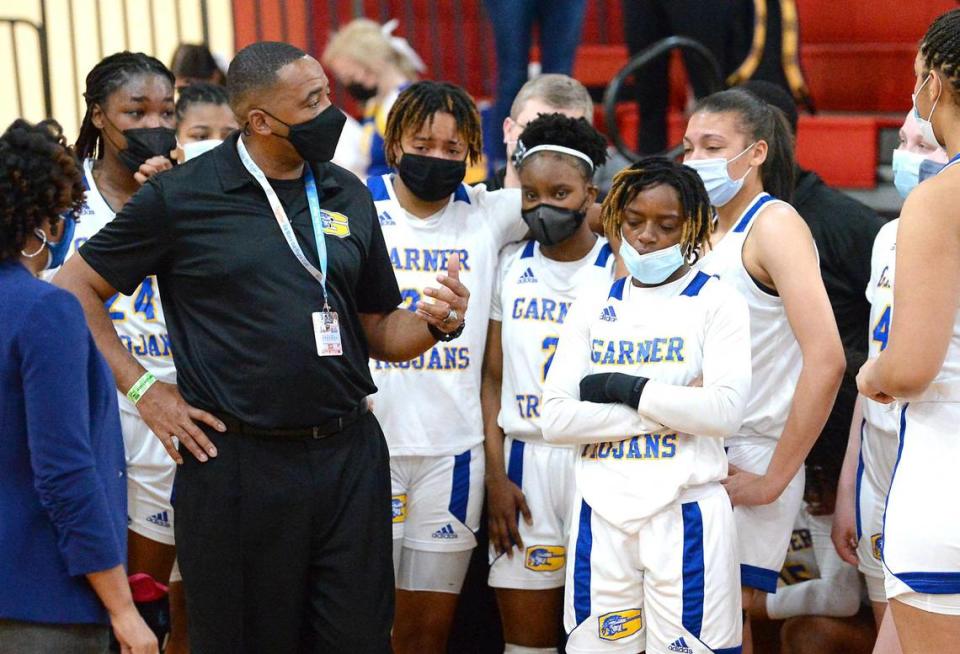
top-left (0, 261), bottom-right (126, 625)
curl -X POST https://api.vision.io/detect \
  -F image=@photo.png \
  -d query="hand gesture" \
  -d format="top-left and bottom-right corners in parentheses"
top-left (134, 155), bottom-right (174, 185)
top-left (110, 606), bottom-right (159, 654)
top-left (417, 253), bottom-right (469, 334)
top-left (137, 381), bottom-right (225, 464)
top-left (721, 464), bottom-right (778, 507)
top-left (486, 474), bottom-right (532, 557)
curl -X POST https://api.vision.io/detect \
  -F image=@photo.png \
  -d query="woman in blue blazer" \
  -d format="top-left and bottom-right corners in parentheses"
top-left (0, 119), bottom-right (156, 654)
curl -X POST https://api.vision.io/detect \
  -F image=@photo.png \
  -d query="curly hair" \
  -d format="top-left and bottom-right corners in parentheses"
top-left (601, 157), bottom-right (714, 263)
top-left (0, 119), bottom-right (85, 262)
top-left (921, 9), bottom-right (960, 96)
top-left (383, 81), bottom-right (483, 168)
top-left (515, 113), bottom-right (608, 179)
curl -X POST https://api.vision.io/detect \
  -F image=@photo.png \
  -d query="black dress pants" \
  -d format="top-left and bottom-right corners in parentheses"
top-left (173, 412), bottom-right (393, 654)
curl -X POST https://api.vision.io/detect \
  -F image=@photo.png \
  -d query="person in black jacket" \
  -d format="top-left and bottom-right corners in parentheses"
top-left (741, 79), bottom-right (884, 498)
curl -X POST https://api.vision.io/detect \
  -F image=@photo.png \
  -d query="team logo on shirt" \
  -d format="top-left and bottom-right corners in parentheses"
top-left (591, 337), bottom-right (685, 365)
top-left (378, 211), bottom-right (396, 226)
top-left (581, 434), bottom-right (678, 460)
top-left (668, 637), bottom-right (694, 653)
top-left (598, 609), bottom-right (642, 641)
top-left (871, 533), bottom-right (883, 561)
top-left (392, 495), bottom-right (407, 523)
top-left (320, 210), bottom-right (350, 238)
top-left (877, 266), bottom-right (891, 289)
top-left (524, 545), bottom-right (565, 572)
top-left (517, 267), bottom-right (538, 284)
top-left (146, 511), bottom-right (171, 529)
top-left (432, 523), bottom-right (458, 539)
top-left (599, 306), bottom-right (618, 322)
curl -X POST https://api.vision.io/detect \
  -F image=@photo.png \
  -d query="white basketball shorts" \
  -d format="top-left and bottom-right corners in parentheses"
top-left (121, 403), bottom-right (176, 546)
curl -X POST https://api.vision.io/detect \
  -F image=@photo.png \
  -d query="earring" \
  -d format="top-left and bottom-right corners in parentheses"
top-left (21, 228), bottom-right (48, 258)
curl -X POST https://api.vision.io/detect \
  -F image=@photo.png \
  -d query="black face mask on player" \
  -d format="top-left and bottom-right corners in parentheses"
top-left (521, 201), bottom-right (588, 246)
top-left (113, 126), bottom-right (178, 173)
top-left (257, 104), bottom-right (347, 163)
top-left (346, 81), bottom-right (378, 102)
top-left (396, 152), bottom-right (467, 202)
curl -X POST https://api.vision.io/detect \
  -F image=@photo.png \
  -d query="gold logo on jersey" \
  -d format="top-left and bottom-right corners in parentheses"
top-left (598, 609), bottom-right (642, 641)
top-left (871, 533), bottom-right (883, 561)
top-left (321, 210), bottom-right (350, 238)
top-left (524, 545), bottom-right (565, 572)
top-left (392, 495), bottom-right (407, 523)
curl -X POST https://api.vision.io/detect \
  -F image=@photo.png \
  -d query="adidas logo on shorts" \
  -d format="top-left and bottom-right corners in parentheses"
top-left (600, 306), bottom-right (618, 322)
top-left (518, 267), bottom-right (538, 284)
top-left (432, 524), bottom-right (458, 539)
top-left (146, 511), bottom-right (171, 529)
top-left (668, 637), bottom-right (694, 653)
top-left (378, 211), bottom-right (396, 226)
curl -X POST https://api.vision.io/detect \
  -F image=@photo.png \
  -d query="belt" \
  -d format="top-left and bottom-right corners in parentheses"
top-left (218, 403), bottom-right (368, 440)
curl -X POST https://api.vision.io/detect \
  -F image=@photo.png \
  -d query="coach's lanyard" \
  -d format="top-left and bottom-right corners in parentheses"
top-left (237, 137), bottom-right (330, 311)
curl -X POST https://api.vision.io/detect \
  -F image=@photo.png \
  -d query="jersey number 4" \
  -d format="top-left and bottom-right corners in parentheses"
top-left (105, 277), bottom-right (158, 322)
top-left (872, 305), bottom-right (891, 351)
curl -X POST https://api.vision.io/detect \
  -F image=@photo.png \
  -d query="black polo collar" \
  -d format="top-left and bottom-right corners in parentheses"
top-left (213, 131), bottom-right (343, 197)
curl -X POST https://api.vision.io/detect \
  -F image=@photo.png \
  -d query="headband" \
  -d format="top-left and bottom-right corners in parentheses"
top-left (515, 141), bottom-right (595, 171)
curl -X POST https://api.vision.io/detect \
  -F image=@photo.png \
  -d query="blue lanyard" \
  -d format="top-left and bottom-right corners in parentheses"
top-left (303, 166), bottom-right (328, 303)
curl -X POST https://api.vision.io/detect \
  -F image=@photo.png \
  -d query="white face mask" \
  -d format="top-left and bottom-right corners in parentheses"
top-left (685, 142), bottom-right (757, 207)
top-left (182, 139), bottom-right (223, 161)
top-left (619, 233), bottom-right (685, 285)
top-left (913, 73), bottom-right (941, 150)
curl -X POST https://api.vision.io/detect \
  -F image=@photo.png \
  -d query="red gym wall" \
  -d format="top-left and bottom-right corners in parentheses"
top-left (231, 0), bottom-right (956, 186)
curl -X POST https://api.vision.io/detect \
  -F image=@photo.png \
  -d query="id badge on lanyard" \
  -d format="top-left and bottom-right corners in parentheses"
top-left (237, 138), bottom-right (342, 356)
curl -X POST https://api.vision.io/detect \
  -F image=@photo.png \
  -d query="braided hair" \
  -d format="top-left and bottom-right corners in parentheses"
top-left (693, 88), bottom-right (796, 202)
top-left (515, 113), bottom-right (608, 180)
top-left (0, 119), bottom-right (85, 262)
top-left (175, 82), bottom-right (230, 121)
top-left (600, 157), bottom-right (713, 263)
top-left (74, 51), bottom-right (174, 160)
top-left (921, 9), bottom-right (960, 96)
top-left (383, 81), bottom-right (483, 167)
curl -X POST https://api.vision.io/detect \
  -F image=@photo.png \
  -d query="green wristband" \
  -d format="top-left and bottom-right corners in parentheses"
top-left (126, 371), bottom-right (158, 405)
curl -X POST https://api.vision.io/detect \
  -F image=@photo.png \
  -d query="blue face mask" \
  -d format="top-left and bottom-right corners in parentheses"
top-left (45, 216), bottom-right (76, 270)
top-left (619, 237), bottom-right (685, 285)
top-left (892, 149), bottom-right (947, 199)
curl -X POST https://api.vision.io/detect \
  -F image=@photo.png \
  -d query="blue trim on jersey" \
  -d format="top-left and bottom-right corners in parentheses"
top-left (881, 403), bottom-right (908, 569)
top-left (507, 439), bottom-right (525, 488)
top-left (608, 277), bottom-right (626, 300)
top-left (740, 564), bottom-right (779, 593)
top-left (681, 271), bottom-right (711, 297)
top-left (855, 419), bottom-right (865, 541)
top-left (893, 571), bottom-right (960, 594)
top-left (732, 193), bottom-right (773, 233)
top-left (448, 449), bottom-right (471, 525)
top-left (713, 646), bottom-right (743, 654)
top-left (366, 175), bottom-right (390, 201)
top-left (573, 500), bottom-right (593, 626)
top-left (594, 242), bottom-right (613, 267)
top-left (681, 501), bottom-right (705, 639)
top-left (453, 184), bottom-right (472, 204)
top-left (521, 240), bottom-right (536, 259)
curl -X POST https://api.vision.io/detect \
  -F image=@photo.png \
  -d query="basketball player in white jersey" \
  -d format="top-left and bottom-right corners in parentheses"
top-left (482, 114), bottom-right (614, 654)
top-left (832, 110), bottom-right (948, 654)
top-left (54, 54), bottom-right (180, 630)
top-left (365, 80), bottom-right (526, 653)
top-left (542, 158), bottom-right (751, 654)
top-left (857, 10), bottom-right (960, 651)
top-left (682, 88), bottom-right (846, 652)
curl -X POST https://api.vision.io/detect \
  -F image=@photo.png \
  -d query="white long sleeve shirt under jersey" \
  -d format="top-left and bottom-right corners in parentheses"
top-left (541, 269), bottom-right (752, 529)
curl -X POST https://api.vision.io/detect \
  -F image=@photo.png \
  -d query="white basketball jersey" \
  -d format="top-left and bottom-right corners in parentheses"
top-left (698, 192), bottom-right (803, 443)
top-left (550, 270), bottom-right (751, 528)
top-left (863, 219), bottom-right (899, 437)
top-left (366, 173), bottom-right (524, 456)
top-left (493, 238), bottom-right (615, 443)
top-left (779, 509), bottom-right (823, 586)
top-left (60, 160), bottom-right (176, 410)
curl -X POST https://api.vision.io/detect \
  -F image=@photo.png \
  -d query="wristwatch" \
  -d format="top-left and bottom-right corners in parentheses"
top-left (429, 320), bottom-right (465, 342)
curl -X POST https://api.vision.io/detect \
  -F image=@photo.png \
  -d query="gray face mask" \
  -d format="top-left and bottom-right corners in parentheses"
top-left (521, 202), bottom-right (587, 246)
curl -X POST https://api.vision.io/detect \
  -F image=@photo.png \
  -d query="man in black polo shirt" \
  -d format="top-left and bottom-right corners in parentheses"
top-left (55, 42), bottom-right (468, 654)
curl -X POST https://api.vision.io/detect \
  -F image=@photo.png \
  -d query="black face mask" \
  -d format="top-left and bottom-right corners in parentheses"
top-left (521, 202), bottom-right (587, 246)
top-left (259, 104), bottom-right (347, 163)
top-left (397, 153), bottom-right (467, 202)
top-left (115, 127), bottom-right (178, 173)
top-left (346, 82), bottom-right (378, 102)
